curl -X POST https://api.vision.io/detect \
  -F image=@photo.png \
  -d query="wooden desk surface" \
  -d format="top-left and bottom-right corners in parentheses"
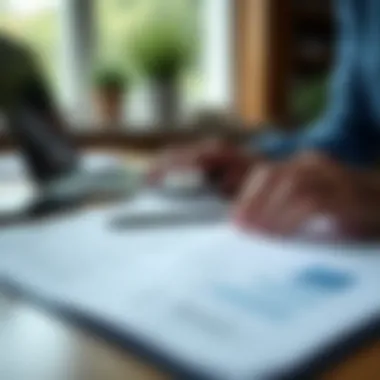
top-left (1, 290), bottom-right (380, 380)
top-left (0, 151), bottom-right (379, 380)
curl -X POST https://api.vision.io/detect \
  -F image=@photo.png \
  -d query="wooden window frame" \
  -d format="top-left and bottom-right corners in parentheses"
top-left (235, 0), bottom-right (291, 127)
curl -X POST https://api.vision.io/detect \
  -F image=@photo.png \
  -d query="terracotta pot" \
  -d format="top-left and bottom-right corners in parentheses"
top-left (95, 87), bottom-right (124, 128)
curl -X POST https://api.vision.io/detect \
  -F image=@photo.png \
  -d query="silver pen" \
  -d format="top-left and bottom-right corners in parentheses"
top-left (111, 207), bottom-right (228, 230)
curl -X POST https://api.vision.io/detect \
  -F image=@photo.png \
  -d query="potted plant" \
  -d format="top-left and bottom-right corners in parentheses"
top-left (126, 0), bottom-right (196, 128)
top-left (292, 75), bottom-right (329, 124)
top-left (93, 67), bottom-right (128, 127)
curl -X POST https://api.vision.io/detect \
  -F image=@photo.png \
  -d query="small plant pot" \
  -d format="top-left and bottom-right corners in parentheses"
top-left (95, 87), bottom-right (125, 128)
top-left (152, 75), bottom-right (180, 128)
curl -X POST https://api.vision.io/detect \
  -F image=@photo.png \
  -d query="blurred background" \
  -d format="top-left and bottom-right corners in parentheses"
top-left (0, 0), bottom-right (334, 132)
top-left (1, 4), bottom-right (378, 380)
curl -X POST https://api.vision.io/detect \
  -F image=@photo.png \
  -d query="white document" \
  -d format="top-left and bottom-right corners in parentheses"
top-left (0, 191), bottom-right (380, 379)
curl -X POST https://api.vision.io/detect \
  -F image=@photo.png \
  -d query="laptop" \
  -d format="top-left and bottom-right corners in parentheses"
top-left (0, 106), bottom-right (143, 220)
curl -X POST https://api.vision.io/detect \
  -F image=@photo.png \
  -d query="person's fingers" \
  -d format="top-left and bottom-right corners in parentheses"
top-left (276, 156), bottom-right (367, 238)
top-left (149, 139), bottom-right (236, 184)
top-left (196, 138), bottom-right (228, 153)
top-left (291, 151), bottom-right (336, 171)
top-left (200, 145), bottom-right (241, 173)
top-left (259, 176), bottom-right (298, 231)
top-left (148, 145), bottom-right (196, 183)
top-left (291, 152), bottom-right (348, 197)
top-left (218, 160), bottom-right (251, 197)
top-left (261, 163), bottom-right (323, 228)
top-left (201, 146), bottom-right (257, 189)
top-left (234, 163), bottom-right (282, 229)
top-left (270, 197), bottom-right (321, 236)
top-left (148, 152), bottom-right (172, 184)
top-left (235, 154), bottom-right (336, 234)
top-left (161, 139), bottom-right (233, 176)
top-left (331, 196), bottom-right (380, 240)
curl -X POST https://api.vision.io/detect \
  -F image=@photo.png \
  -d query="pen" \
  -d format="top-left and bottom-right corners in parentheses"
top-left (111, 207), bottom-right (228, 230)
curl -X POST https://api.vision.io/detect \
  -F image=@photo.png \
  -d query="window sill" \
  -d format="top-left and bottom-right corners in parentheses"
top-left (0, 121), bottom-right (259, 152)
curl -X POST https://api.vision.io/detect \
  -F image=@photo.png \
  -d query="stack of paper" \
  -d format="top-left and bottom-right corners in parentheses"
top-left (0, 191), bottom-right (379, 379)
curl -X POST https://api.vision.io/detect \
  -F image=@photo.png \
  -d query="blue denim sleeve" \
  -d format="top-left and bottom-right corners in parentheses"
top-left (255, 115), bottom-right (378, 168)
top-left (252, 0), bottom-right (380, 168)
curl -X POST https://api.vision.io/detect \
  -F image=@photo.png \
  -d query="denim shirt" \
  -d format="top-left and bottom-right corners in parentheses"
top-left (256, 0), bottom-right (380, 167)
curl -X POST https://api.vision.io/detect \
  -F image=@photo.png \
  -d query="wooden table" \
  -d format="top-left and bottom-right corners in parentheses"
top-left (1, 290), bottom-right (380, 380)
top-left (0, 152), bottom-right (380, 380)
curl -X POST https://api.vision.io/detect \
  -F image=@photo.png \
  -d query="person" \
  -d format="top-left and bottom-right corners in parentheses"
top-left (155, 0), bottom-right (380, 240)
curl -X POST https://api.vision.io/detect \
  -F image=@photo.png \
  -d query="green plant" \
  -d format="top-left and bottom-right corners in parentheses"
top-left (94, 67), bottom-right (127, 91)
top-left (125, 0), bottom-right (197, 79)
top-left (292, 75), bottom-right (329, 123)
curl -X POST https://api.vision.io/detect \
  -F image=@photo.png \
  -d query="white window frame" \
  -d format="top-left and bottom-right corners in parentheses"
top-left (201, 0), bottom-right (234, 111)
top-left (60, 0), bottom-right (234, 128)
top-left (59, 0), bottom-right (95, 127)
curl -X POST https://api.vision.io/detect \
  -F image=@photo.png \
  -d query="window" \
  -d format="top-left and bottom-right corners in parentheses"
top-left (0, 0), bottom-right (234, 129)
top-left (0, 0), bottom-right (61, 95)
top-left (95, 0), bottom-right (207, 127)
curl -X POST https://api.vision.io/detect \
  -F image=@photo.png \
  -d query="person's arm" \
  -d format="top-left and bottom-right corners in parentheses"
top-left (254, 0), bottom-right (379, 168)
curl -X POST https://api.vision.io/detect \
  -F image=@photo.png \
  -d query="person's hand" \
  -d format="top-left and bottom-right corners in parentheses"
top-left (234, 152), bottom-right (380, 239)
top-left (151, 139), bottom-right (263, 196)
